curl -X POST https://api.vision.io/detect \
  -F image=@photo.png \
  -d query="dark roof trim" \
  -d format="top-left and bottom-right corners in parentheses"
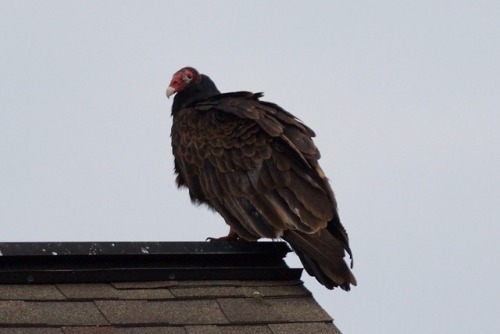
top-left (0, 241), bottom-right (302, 284)
top-left (0, 241), bottom-right (290, 256)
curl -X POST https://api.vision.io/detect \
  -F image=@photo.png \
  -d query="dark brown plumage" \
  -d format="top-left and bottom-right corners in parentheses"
top-left (167, 67), bottom-right (356, 290)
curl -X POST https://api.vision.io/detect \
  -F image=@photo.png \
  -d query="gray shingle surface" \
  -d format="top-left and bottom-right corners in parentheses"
top-left (0, 329), bottom-right (64, 334)
top-left (58, 283), bottom-right (174, 300)
top-left (96, 300), bottom-right (229, 325)
top-left (168, 285), bottom-right (309, 299)
top-left (240, 285), bottom-right (311, 297)
top-left (217, 297), bottom-right (332, 323)
top-left (63, 327), bottom-right (188, 334)
top-left (0, 301), bottom-right (108, 325)
top-left (185, 325), bottom-right (273, 334)
top-left (170, 286), bottom-right (245, 298)
top-left (0, 285), bottom-right (65, 300)
top-left (0, 280), bottom-right (342, 333)
top-left (62, 328), bottom-right (122, 334)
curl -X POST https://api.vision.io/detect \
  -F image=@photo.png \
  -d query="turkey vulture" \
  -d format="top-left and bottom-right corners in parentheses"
top-left (166, 67), bottom-right (356, 290)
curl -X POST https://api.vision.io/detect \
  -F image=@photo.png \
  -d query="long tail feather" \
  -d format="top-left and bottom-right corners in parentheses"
top-left (283, 224), bottom-right (357, 290)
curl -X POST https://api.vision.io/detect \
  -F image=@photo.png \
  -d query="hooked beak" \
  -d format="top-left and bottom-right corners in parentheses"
top-left (166, 86), bottom-right (176, 99)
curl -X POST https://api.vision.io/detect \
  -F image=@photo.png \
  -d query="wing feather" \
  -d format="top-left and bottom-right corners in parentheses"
top-left (171, 90), bottom-right (355, 289)
top-left (173, 94), bottom-right (334, 232)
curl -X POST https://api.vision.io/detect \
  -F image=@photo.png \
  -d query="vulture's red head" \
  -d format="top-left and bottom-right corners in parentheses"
top-left (166, 67), bottom-right (201, 98)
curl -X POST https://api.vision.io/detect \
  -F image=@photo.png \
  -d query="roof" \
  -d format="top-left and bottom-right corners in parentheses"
top-left (0, 242), bottom-right (343, 333)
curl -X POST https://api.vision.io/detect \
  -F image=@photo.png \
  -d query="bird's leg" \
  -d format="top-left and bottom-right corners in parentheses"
top-left (206, 228), bottom-right (240, 242)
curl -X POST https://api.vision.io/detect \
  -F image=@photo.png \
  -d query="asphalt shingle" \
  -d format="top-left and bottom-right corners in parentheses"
top-left (0, 329), bottom-right (64, 334)
top-left (62, 328), bottom-right (121, 334)
top-left (96, 300), bottom-right (229, 325)
top-left (185, 325), bottom-right (273, 334)
top-left (62, 326), bottom-right (188, 334)
top-left (217, 297), bottom-right (332, 324)
top-left (0, 242), bottom-right (344, 332)
top-left (0, 285), bottom-right (65, 300)
top-left (58, 283), bottom-right (174, 300)
top-left (240, 285), bottom-right (311, 298)
top-left (169, 286), bottom-right (245, 298)
top-left (0, 301), bottom-right (108, 326)
top-left (170, 284), bottom-right (309, 299)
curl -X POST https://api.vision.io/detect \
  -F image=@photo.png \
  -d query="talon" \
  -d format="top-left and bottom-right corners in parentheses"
top-left (206, 229), bottom-right (240, 242)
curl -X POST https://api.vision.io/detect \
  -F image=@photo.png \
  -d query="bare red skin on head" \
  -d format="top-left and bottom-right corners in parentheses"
top-left (169, 67), bottom-right (199, 93)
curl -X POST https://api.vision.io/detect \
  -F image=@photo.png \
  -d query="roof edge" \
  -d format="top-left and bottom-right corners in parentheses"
top-left (0, 241), bottom-right (303, 284)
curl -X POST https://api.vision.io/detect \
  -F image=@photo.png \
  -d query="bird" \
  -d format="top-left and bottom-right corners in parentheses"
top-left (166, 67), bottom-right (356, 290)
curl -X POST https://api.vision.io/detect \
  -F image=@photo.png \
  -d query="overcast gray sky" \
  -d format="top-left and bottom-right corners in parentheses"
top-left (1, 1), bottom-right (499, 333)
